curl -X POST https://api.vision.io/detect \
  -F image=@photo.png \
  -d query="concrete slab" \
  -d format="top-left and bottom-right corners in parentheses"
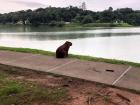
top-left (5, 53), bottom-right (75, 71)
top-left (50, 60), bottom-right (129, 84)
top-left (0, 51), bottom-right (36, 63)
top-left (115, 67), bottom-right (140, 91)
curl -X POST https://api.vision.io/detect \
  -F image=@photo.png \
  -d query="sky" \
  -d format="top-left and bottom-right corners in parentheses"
top-left (0, 0), bottom-right (140, 13)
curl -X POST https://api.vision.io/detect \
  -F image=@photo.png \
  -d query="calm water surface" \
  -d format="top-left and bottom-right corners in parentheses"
top-left (0, 25), bottom-right (140, 63)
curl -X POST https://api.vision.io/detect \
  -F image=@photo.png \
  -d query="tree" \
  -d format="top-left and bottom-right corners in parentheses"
top-left (114, 8), bottom-right (134, 23)
top-left (72, 14), bottom-right (83, 23)
top-left (127, 13), bottom-right (140, 25)
top-left (99, 10), bottom-right (115, 23)
top-left (0, 6), bottom-right (139, 26)
top-left (108, 7), bottom-right (113, 12)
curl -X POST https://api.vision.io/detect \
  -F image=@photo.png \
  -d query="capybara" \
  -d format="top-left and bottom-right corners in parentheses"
top-left (56, 41), bottom-right (72, 58)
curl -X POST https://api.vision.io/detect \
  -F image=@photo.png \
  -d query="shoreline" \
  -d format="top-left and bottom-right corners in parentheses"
top-left (0, 46), bottom-right (140, 67)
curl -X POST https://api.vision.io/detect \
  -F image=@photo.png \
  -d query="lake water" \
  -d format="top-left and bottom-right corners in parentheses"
top-left (0, 25), bottom-right (140, 63)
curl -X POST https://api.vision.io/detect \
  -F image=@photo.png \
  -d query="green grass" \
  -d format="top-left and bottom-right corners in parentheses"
top-left (69, 54), bottom-right (140, 67)
top-left (115, 23), bottom-right (133, 27)
top-left (82, 23), bottom-right (133, 27)
top-left (104, 95), bottom-right (111, 105)
top-left (0, 70), bottom-right (68, 105)
top-left (0, 46), bottom-right (140, 67)
top-left (64, 23), bottom-right (82, 27)
top-left (64, 23), bottom-right (133, 28)
top-left (0, 46), bottom-right (55, 56)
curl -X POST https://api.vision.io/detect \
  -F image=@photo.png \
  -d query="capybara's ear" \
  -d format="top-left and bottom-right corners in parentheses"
top-left (69, 42), bottom-right (72, 46)
top-left (65, 41), bottom-right (69, 44)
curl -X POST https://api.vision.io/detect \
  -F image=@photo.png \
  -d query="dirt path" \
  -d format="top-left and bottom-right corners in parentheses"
top-left (1, 64), bottom-right (140, 105)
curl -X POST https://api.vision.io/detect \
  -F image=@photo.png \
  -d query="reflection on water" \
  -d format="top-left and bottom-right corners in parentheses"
top-left (0, 25), bottom-right (140, 63)
top-left (1, 33), bottom-right (140, 41)
top-left (0, 24), bottom-right (97, 32)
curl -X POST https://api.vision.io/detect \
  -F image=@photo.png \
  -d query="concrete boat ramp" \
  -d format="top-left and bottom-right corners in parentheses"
top-left (0, 50), bottom-right (140, 91)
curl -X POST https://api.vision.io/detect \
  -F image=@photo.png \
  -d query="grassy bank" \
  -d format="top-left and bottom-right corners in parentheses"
top-left (64, 23), bottom-right (133, 27)
top-left (82, 23), bottom-right (133, 27)
top-left (0, 46), bottom-right (140, 67)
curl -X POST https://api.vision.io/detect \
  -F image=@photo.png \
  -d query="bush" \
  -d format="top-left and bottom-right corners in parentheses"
top-left (48, 21), bottom-right (65, 27)
top-left (82, 15), bottom-right (93, 24)
top-left (56, 21), bottom-right (65, 27)
top-left (48, 21), bottom-right (57, 26)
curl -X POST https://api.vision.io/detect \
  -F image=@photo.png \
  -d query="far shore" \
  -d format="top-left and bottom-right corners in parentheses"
top-left (0, 22), bottom-right (135, 28)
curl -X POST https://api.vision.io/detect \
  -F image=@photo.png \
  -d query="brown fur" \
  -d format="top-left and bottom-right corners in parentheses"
top-left (56, 41), bottom-right (72, 58)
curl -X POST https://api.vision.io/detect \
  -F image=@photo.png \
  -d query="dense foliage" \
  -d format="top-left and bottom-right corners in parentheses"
top-left (0, 6), bottom-right (140, 26)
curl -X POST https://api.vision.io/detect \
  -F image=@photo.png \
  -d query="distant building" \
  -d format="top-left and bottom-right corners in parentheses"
top-left (16, 18), bottom-right (30, 25)
top-left (16, 21), bottom-right (23, 25)
top-left (65, 22), bottom-right (70, 24)
top-left (25, 19), bottom-right (30, 25)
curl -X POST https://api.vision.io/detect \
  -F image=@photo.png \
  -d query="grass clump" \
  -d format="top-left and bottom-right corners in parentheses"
top-left (0, 82), bottom-right (23, 96)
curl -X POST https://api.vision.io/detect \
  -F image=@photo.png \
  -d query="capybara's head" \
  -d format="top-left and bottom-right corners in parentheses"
top-left (65, 41), bottom-right (72, 46)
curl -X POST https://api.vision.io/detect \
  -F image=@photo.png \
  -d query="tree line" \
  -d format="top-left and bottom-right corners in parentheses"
top-left (0, 6), bottom-right (140, 26)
